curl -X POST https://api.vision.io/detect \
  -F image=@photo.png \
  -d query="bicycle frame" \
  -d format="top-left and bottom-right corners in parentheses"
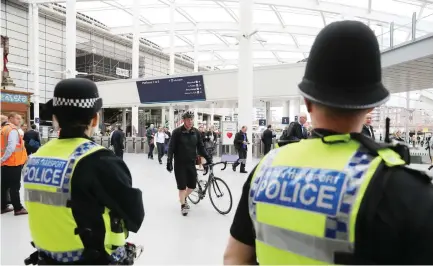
top-left (197, 161), bottom-right (231, 197)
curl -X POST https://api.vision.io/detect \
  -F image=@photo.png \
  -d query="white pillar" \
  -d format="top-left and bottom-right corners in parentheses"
top-left (31, 4), bottom-right (40, 126)
top-left (405, 91), bottom-right (410, 141)
top-left (194, 105), bottom-right (198, 128)
top-left (282, 101), bottom-right (290, 120)
top-left (265, 101), bottom-right (271, 125)
top-left (161, 108), bottom-right (166, 127)
top-left (65, 0), bottom-right (76, 79)
top-left (238, 0), bottom-right (254, 164)
top-left (122, 109), bottom-right (127, 131)
top-left (169, 106), bottom-right (175, 130)
top-left (194, 28), bottom-right (199, 72)
top-left (210, 103), bottom-right (215, 128)
top-left (131, 107), bottom-right (139, 137)
top-left (210, 51), bottom-right (215, 71)
top-left (289, 98), bottom-right (301, 122)
top-left (169, 2), bottom-right (175, 75)
top-left (132, 0), bottom-right (140, 79)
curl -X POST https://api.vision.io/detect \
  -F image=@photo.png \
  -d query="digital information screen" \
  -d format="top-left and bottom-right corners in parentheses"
top-left (136, 75), bottom-right (206, 104)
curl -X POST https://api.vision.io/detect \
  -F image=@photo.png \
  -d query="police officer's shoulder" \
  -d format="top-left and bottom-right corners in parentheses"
top-left (394, 165), bottom-right (433, 185)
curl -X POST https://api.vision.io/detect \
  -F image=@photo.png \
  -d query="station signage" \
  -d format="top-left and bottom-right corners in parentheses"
top-left (136, 75), bottom-right (206, 103)
top-left (282, 117), bottom-right (289, 125)
top-left (259, 119), bottom-right (266, 126)
top-left (116, 67), bottom-right (130, 77)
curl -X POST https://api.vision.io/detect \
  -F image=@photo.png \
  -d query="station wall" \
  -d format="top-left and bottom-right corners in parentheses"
top-left (0, 0), bottom-right (196, 104)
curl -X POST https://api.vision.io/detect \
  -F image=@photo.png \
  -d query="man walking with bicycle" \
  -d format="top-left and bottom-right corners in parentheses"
top-left (166, 110), bottom-right (212, 216)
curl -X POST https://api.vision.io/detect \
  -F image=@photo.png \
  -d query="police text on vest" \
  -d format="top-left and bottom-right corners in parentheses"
top-left (252, 166), bottom-right (347, 216)
top-left (23, 157), bottom-right (69, 187)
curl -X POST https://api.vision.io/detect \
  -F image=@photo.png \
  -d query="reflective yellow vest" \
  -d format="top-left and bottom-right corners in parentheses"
top-left (23, 138), bottom-right (126, 263)
top-left (249, 135), bottom-right (406, 265)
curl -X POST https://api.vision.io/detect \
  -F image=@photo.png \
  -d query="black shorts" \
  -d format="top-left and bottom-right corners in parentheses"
top-left (174, 160), bottom-right (197, 190)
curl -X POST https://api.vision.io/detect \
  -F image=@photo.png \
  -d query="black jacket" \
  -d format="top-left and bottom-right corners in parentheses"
top-left (111, 129), bottom-right (125, 150)
top-left (362, 124), bottom-right (375, 140)
top-left (24, 129), bottom-right (41, 155)
top-left (261, 129), bottom-right (274, 145)
top-left (203, 131), bottom-right (217, 143)
top-left (234, 130), bottom-right (249, 151)
top-left (167, 125), bottom-right (210, 163)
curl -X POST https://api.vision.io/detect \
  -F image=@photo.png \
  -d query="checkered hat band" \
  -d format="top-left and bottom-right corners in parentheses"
top-left (53, 97), bottom-right (99, 108)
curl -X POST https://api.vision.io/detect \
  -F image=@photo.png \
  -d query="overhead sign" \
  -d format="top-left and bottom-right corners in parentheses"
top-left (35, 117), bottom-right (40, 124)
top-left (258, 119), bottom-right (266, 126)
top-left (282, 117), bottom-right (289, 125)
top-left (225, 116), bottom-right (231, 121)
top-left (221, 121), bottom-right (238, 145)
top-left (136, 75), bottom-right (206, 103)
top-left (116, 67), bottom-right (130, 77)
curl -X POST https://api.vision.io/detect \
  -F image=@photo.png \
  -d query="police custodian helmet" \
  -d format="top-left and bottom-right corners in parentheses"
top-left (298, 21), bottom-right (390, 109)
top-left (46, 78), bottom-right (103, 128)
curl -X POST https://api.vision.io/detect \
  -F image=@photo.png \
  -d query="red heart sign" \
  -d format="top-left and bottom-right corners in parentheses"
top-left (226, 132), bottom-right (233, 138)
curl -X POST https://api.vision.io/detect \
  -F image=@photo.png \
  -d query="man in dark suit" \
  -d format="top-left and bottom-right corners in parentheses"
top-left (281, 113), bottom-right (309, 142)
top-left (23, 124), bottom-right (41, 155)
top-left (261, 125), bottom-right (274, 155)
top-left (233, 126), bottom-right (249, 173)
top-left (111, 126), bottom-right (125, 159)
top-left (361, 114), bottom-right (375, 140)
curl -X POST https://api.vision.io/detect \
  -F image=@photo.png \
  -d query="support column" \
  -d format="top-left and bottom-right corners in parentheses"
top-left (210, 103), bottom-right (215, 128)
top-left (122, 109), bottom-right (127, 132)
top-left (238, 0), bottom-right (254, 164)
top-left (194, 28), bottom-right (199, 72)
top-left (31, 4), bottom-right (40, 126)
top-left (169, 2), bottom-right (175, 75)
top-left (131, 107), bottom-right (139, 137)
top-left (65, 0), bottom-right (76, 79)
top-left (132, 0), bottom-right (140, 79)
top-left (405, 91), bottom-right (410, 141)
top-left (168, 106), bottom-right (175, 130)
top-left (210, 51), bottom-right (215, 71)
top-left (289, 98), bottom-right (301, 122)
top-left (194, 105), bottom-right (198, 128)
top-left (161, 108), bottom-right (166, 127)
top-left (265, 101), bottom-right (271, 125)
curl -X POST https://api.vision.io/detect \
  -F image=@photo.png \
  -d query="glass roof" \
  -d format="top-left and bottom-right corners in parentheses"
top-left (68, 0), bottom-right (433, 70)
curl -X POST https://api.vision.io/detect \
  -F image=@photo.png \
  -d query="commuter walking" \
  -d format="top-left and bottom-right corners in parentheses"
top-left (224, 21), bottom-right (433, 265)
top-left (362, 113), bottom-right (376, 140)
top-left (23, 78), bottom-right (144, 265)
top-left (166, 111), bottom-right (212, 216)
top-left (146, 124), bottom-right (156, 159)
top-left (23, 124), bottom-right (41, 155)
top-left (155, 126), bottom-right (167, 164)
top-left (111, 126), bottom-right (125, 159)
top-left (1, 112), bottom-right (28, 215)
top-left (164, 127), bottom-right (171, 155)
top-left (261, 125), bottom-right (274, 155)
top-left (232, 126), bottom-right (249, 173)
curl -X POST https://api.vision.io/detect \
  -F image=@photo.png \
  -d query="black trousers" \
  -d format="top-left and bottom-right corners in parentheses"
top-left (1, 165), bottom-right (24, 211)
top-left (233, 148), bottom-right (247, 172)
top-left (148, 143), bottom-right (154, 158)
top-left (156, 143), bottom-right (164, 162)
top-left (114, 147), bottom-right (123, 159)
top-left (264, 144), bottom-right (271, 155)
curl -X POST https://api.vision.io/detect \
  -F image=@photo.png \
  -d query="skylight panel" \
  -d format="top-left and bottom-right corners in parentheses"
top-left (258, 33), bottom-right (295, 45)
top-left (253, 51), bottom-right (275, 58)
top-left (253, 10), bottom-right (279, 24)
top-left (82, 10), bottom-right (132, 28)
top-left (322, 0), bottom-right (368, 9)
top-left (181, 7), bottom-right (235, 22)
top-left (140, 7), bottom-right (170, 24)
top-left (280, 11), bottom-right (324, 28)
top-left (372, 0), bottom-right (420, 16)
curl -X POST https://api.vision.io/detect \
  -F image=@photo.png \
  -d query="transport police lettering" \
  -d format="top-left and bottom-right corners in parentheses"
top-left (252, 166), bottom-right (347, 216)
top-left (23, 157), bottom-right (69, 187)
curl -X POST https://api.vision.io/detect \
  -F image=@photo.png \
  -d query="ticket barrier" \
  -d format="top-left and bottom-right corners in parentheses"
top-left (93, 136), bottom-right (102, 146)
top-left (135, 138), bottom-right (146, 153)
top-left (125, 137), bottom-right (134, 153)
top-left (101, 137), bottom-right (110, 149)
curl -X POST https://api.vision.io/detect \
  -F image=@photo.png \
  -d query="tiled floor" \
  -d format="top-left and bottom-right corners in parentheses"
top-left (1, 154), bottom-right (431, 265)
top-left (1, 154), bottom-right (256, 265)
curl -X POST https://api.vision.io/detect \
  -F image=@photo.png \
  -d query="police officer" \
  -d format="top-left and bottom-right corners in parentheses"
top-left (167, 110), bottom-right (212, 216)
top-left (224, 21), bottom-right (433, 265)
top-left (23, 78), bottom-right (145, 265)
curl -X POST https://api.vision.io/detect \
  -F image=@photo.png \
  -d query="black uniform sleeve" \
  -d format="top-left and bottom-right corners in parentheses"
top-left (230, 166), bottom-right (257, 247)
top-left (167, 129), bottom-right (178, 161)
top-left (196, 129), bottom-right (210, 161)
top-left (72, 149), bottom-right (144, 233)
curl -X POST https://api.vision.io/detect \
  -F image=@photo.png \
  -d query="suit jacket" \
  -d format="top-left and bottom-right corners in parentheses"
top-left (362, 125), bottom-right (375, 140)
top-left (261, 129), bottom-right (274, 145)
top-left (111, 130), bottom-right (125, 150)
top-left (234, 131), bottom-right (249, 151)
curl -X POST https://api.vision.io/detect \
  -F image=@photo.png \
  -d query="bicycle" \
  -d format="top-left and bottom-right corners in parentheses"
top-left (188, 161), bottom-right (233, 215)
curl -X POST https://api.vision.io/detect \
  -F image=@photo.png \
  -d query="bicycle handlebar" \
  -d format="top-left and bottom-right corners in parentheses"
top-left (203, 161), bottom-right (233, 175)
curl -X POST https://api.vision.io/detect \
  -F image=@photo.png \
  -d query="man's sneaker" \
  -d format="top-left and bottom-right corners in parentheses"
top-left (1, 206), bottom-right (13, 214)
top-left (184, 198), bottom-right (190, 209)
top-left (181, 204), bottom-right (189, 216)
top-left (14, 208), bottom-right (28, 216)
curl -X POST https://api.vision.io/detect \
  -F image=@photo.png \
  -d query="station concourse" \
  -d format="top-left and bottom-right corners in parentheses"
top-left (2, 0), bottom-right (433, 264)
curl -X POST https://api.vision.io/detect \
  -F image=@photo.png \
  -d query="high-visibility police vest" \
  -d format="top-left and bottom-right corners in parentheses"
top-left (23, 138), bottom-right (126, 263)
top-left (1, 124), bottom-right (27, 166)
top-left (248, 135), bottom-right (406, 265)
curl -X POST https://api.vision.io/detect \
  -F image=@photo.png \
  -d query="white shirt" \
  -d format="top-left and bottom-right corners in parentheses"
top-left (155, 132), bottom-right (167, 144)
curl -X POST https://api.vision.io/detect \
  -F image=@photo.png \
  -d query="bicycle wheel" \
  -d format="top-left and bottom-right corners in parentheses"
top-left (208, 177), bottom-right (233, 215)
top-left (188, 182), bottom-right (201, 204)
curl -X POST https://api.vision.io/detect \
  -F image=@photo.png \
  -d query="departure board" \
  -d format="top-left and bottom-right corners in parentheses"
top-left (136, 75), bottom-right (206, 103)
